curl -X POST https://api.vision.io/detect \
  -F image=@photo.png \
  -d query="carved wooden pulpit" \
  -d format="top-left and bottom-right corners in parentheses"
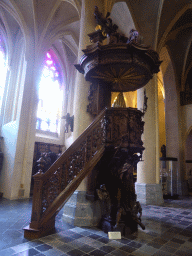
top-left (75, 7), bottom-right (161, 235)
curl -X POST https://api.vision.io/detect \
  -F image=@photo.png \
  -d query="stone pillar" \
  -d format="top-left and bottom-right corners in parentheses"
top-left (135, 77), bottom-right (164, 205)
top-left (73, 0), bottom-right (104, 141)
top-left (164, 62), bottom-right (186, 195)
top-left (62, 0), bottom-right (104, 226)
top-left (1, 48), bottom-right (37, 199)
top-left (18, 55), bottom-right (38, 199)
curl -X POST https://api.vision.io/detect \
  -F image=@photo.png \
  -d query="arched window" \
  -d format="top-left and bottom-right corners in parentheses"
top-left (0, 38), bottom-right (7, 110)
top-left (36, 49), bottom-right (64, 134)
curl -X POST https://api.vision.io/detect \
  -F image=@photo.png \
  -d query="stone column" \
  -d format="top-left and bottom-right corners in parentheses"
top-left (1, 47), bottom-right (37, 199)
top-left (62, 0), bottom-right (104, 226)
top-left (18, 54), bottom-right (38, 199)
top-left (164, 62), bottom-right (186, 195)
top-left (135, 77), bottom-right (164, 205)
top-left (73, 0), bottom-right (104, 141)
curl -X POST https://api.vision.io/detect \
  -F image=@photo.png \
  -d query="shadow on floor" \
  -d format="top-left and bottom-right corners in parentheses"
top-left (0, 197), bottom-right (74, 251)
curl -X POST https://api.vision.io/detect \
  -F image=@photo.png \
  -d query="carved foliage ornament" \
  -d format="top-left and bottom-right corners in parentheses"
top-left (39, 117), bottom-right (106, 216)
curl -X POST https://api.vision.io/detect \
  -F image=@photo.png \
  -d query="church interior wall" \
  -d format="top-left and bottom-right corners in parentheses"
top-left (0, 0), bottom-right (191, 200)
top-left (158, 88), bottom-right (166, 155)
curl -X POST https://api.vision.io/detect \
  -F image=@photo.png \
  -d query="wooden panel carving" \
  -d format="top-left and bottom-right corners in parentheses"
top-left (105, 108), bottom-right (144, 151)
top-left (30, 109), bottom-right (107, 225)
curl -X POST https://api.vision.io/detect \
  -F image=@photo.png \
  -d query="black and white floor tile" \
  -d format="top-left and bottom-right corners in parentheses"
top-left (1, 197), bottom-right (192, 255)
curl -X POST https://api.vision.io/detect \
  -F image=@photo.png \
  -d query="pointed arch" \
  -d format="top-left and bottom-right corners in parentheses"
top-left (0, 1), bottom-right (32, 58)
top-left (157, 4), bottom-right (192, 53)
top-left (36, 48), bottom-right (64, 134)
top-left (63, 0), bottom-right (81, 18)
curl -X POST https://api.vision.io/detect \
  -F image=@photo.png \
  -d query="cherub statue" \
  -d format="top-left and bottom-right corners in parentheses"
top-left (127, 29), bottom-right (139, 44)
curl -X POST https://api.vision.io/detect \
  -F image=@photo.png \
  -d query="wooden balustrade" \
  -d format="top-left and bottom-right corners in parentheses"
top-left (24, 108), bottom-right (107, 239)
top-left (24, 107), bottom-right (144, 239)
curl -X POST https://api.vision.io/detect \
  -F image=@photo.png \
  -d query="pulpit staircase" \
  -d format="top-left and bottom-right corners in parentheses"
top-left (24, 107), bottom-right (144, 239)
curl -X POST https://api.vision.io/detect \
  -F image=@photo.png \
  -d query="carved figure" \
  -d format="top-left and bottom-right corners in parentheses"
top-left (115, 161), bottom-right (145, 230)
top-left (131, 201), bottom-right (145, 230)
top-left (35, 151), bottom-right (59, 174)
top-left (132, 201), bottom-right (142, 219)
top-left (143, 89), bottom-right (148, 114)
top-left (161, 144), bottom-right (166, 158)
top-left (127, 29), bottom-right (139, 44)
top-left (97, 147), bottom-right (145, 234)
top-left (62, 113), bottom-right (74, 133)
top-left (87, 83), bottom-right (98, 115)
top-left (96, 184), bottom-right (111, 217)
top-left (94, 6), bottom-right (128, 44)
top-left (94, 6), bottom-right (115, 37)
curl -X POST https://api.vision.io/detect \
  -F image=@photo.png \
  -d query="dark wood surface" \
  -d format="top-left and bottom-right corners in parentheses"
top-left (24, 107), bottom-right (145, 238)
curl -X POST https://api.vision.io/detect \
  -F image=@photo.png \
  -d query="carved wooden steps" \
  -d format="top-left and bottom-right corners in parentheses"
top-left (24, 107), bottom-right (144, 239)
top-left (24, 109), bottom-right (107, 239)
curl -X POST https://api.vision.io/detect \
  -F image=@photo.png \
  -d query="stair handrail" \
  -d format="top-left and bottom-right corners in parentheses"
top-left (30, 108), bottom-right (107, 230)
top-left (40, 146), bottom-right (105, 226)
top-left (38, 107), bottom-right (106, 179)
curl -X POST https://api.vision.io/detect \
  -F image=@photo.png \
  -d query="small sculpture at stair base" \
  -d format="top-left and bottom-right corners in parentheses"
top-left (96, 184), bottom-right (111, 218)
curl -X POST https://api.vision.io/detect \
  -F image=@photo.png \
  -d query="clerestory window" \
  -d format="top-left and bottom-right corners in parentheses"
top-left (36, 49), bottom-right (64, 134)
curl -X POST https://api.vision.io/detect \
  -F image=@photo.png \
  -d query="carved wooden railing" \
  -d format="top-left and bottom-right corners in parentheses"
top-left (24, 108), bottom-right (107, 238)
top-left (24, 107), bottom-right (144, 239)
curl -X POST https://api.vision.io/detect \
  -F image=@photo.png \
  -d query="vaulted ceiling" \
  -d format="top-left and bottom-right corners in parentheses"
top-left (0, 0), bottom-right (191, 91)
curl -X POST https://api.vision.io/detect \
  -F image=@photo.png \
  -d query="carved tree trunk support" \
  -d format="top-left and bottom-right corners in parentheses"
top-left (94, 145), bottom-right (143, 235)
top-left (99, 158), bottom-right (142, 236)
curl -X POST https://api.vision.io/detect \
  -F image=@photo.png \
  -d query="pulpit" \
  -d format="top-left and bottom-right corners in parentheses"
top-left (75, 7), bottom-right (162, 235)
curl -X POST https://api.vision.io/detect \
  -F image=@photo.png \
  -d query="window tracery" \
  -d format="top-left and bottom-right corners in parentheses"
top-left (36, 49), bottom-right (64, 134)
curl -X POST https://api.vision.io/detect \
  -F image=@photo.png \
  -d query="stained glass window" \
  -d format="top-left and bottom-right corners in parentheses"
top-left (36, 49), bottom-right (63, 134)
top-left (0, 38), bottom-right (7, 110)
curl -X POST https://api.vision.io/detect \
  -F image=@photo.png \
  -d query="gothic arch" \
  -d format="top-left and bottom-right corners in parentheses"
top-left (158, 4), bottom-right (192, 53)
top-left (35, 1), bottom-right (80, 59)
top-left (0, 1), bottom-right (33, 58)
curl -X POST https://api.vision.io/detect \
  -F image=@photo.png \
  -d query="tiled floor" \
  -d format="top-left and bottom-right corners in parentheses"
top-left (1, 197), bottom-right (192, 255)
